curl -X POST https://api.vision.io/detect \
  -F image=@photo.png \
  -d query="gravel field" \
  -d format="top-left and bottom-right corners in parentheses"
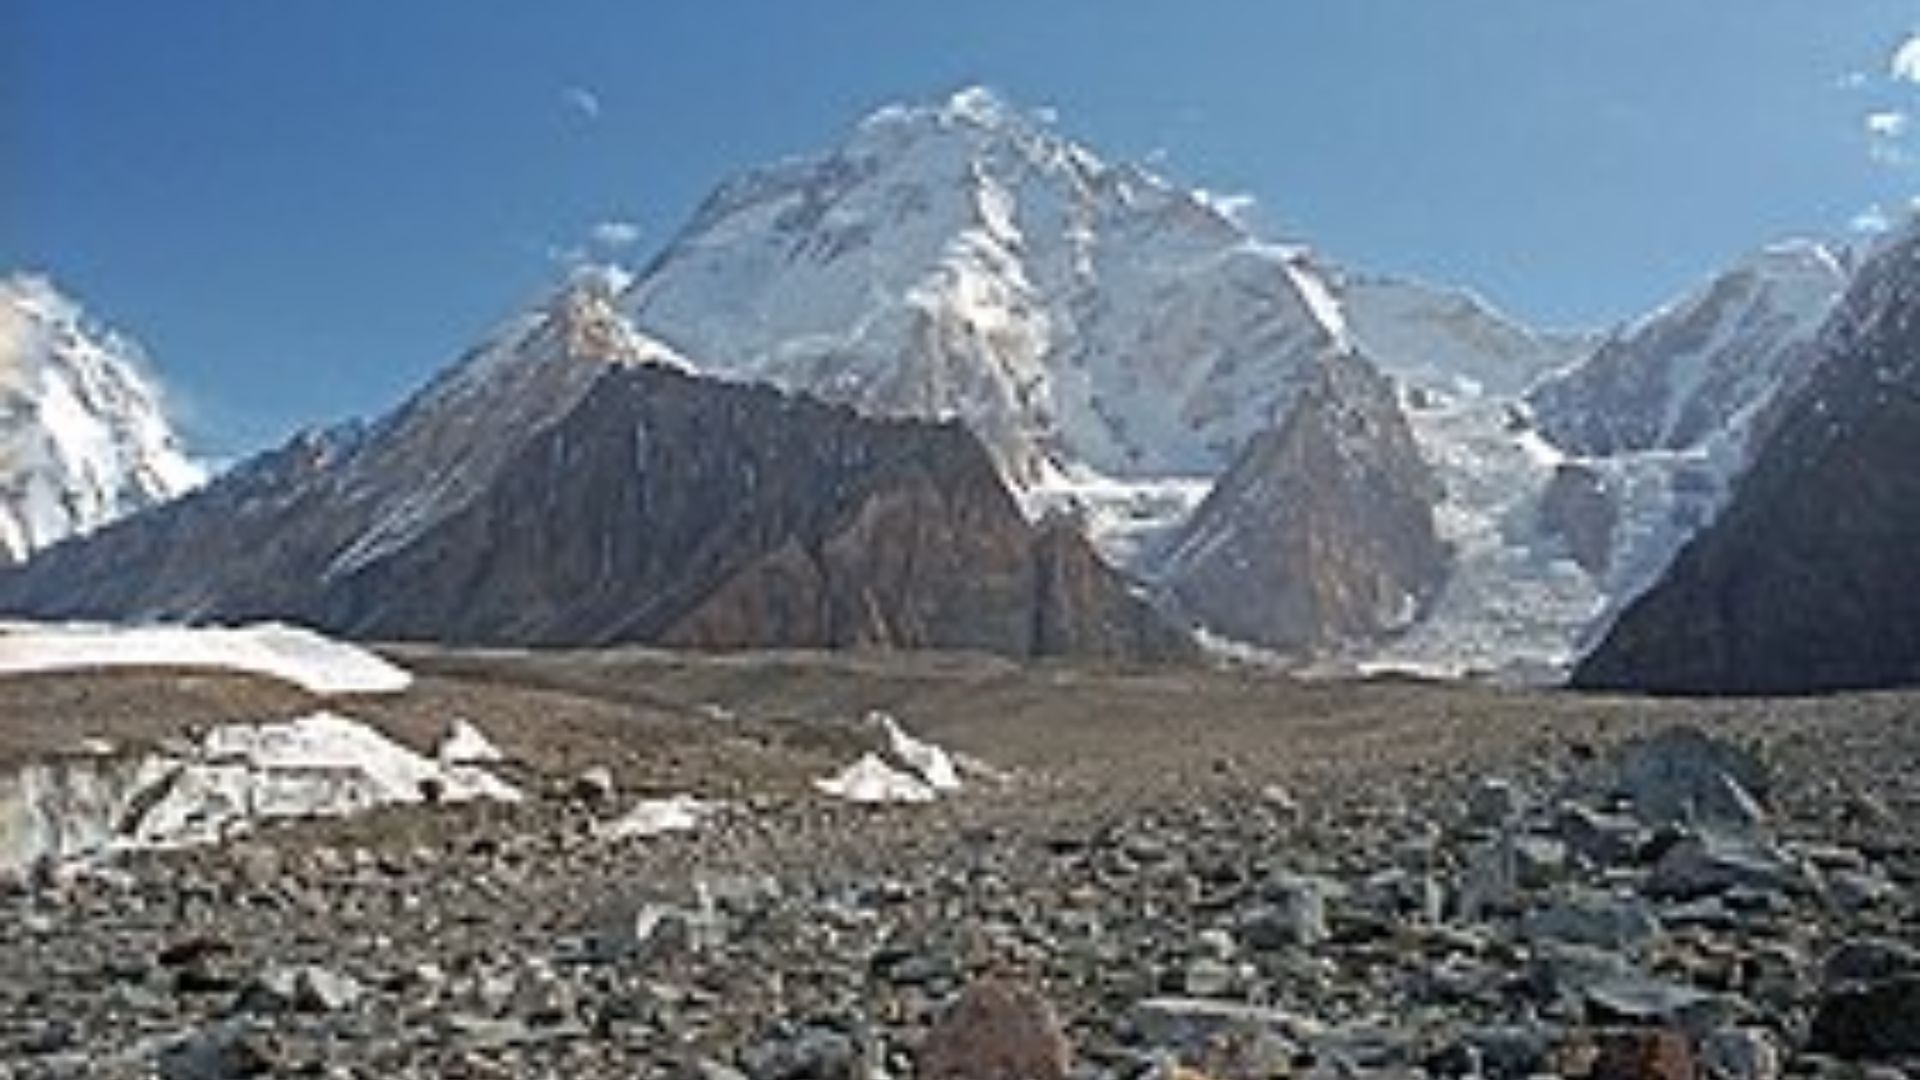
top-left (2, 648), bottom-right (1916, 1079)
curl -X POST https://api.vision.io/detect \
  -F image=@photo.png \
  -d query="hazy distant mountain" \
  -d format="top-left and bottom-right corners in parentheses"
top-left (0, 278), bottom-right (1186, 661)
top-left (1575, 223), bottom-right (1920, 694)
top-left (0, 275), bottom-right (202, 563)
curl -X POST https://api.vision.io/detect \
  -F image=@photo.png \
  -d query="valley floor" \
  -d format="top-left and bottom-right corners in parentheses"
top-left (2, 648), bottom-right (1917, 1078)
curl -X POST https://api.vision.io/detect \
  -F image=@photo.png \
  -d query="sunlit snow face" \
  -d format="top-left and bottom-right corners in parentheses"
top-left (0, 303), bottom-right (35, 398)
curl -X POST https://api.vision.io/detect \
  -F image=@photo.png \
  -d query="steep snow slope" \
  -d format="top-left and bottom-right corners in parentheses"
top-left (1529, 242), bottom-right (1847, 459)
top-left (617, 89), bottom-right (1857, 675)
top-left (0, 620), bottom-right (411, 694)
top-left (0, 276), bottom-right (203, 562)
top-left (625, 87), bottom-right (1352, 494)
top-left (1333, 270), bottom-right (1595, 397)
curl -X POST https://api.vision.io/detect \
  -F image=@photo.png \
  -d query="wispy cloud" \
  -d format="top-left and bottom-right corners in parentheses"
top-left (1851, 204), bottom-right (1893, 234)
top-left (563, 85), bottom-right (602, 121)
top-left (1868, 110), bottom-right (1910, 139)
top-left (1868, 108), bottom-right (1913, 167)
top-left (590, 220), bottom-right (642, 250)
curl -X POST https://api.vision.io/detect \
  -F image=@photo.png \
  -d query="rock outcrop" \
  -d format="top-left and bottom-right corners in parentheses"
top-left (1154, 352), bottom-right (1448, 652)
top-left (1574, 226), bottom-right (1920, 693)
top-left (0, 286), bottom-right (1187, 662)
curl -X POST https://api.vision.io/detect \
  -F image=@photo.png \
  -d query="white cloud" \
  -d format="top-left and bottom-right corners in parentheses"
top-left (1852, 204), bottom-right (1892, 234)
top-left (1892, 34), bottom-right (1920, 84)
top-left (1868, 110), bottom-right (1911, 139)
top-left (1838, 70), bottom-right (1871, 91)
top-left (564, 85), bottom-right (602, 121)
top-left (590, 220), bottom-right (642, 250)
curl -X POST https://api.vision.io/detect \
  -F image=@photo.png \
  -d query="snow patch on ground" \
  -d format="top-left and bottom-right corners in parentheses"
top-left (0, 621), bottom-right (413, 695)
top-left (815, 754), bottom-right (939, 805)
top-left (595, 795), bottom-right (717, 841)
top-left (437, 719), bottom-right (507, 764)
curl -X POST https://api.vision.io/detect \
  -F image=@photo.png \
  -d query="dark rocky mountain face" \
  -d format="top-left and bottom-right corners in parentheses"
top-left (319, 365), bottom-right (1187, 658)
top-left (1574, 229), bottom-right (1920, 694)
top-left (0, 320), bottom-right (1188, 663)
top-left (1153, 351), bottom-right (1448, 652)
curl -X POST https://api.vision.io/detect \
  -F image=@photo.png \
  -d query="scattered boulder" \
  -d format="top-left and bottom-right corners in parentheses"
top-left (1821, 937), bottom-right (1920, 984)
top-left (1807, 975), bottom-right (1920, 1059)
top-left (742, 1025), bottom-right (861, 1080)
top-left (920, 979), bottom-right (1072, 1080)
top-left (236, 963), bottom-right (363, 1014)
top-left (1556, 803), bottom-right (1651, 867)
top-left (1584, 976), bottom-right (1720, 1029)
top-left (1613, 728), bottom-right (1770, 830)
top-left (1522, 889), bottom-right (1661, 952)
top-left (1699, 1027), bottom-right (1781, 1080)
top-left (1586, 1028), bottom-right (1697, 1080)
top-left (1243, 874), bottom-right (1331, 949)
top-left (572, 766), bottom-right (617, 804)
top-left (156, 1020), bottom-right (275, 1080)
top-left (1644, 832), bottom-right (1811, 901)
top-left (1468, 778), bottom-right (1524, 829)
top-left (1130, 997), bottom-right (1313, 1069)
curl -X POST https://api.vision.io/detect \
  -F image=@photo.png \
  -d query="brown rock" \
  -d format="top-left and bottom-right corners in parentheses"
top-left (1157, 350), bottom-right (1447, 653)
top-left (1588, 1029), bottom-right (1697, 1080)
top-left (919, 979), bottom-right (1073, 1080)
top-left (0, 304), bottom-right (1190, 664)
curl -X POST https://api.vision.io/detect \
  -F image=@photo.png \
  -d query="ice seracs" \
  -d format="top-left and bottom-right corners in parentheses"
top-left (0, 712), bottom-right (520, 876)
top-left (437, 718), bottom-right (508, 764)
top-left (874, 710), bottom-right (960, 792)
top-left (0, 274), bottom-right (203, 563)
top-left (815, 715), bottom-right (968, 805)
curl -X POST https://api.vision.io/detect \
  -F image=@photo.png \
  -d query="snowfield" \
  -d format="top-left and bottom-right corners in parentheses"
top-left (0, 621), bottom-right (413, 695)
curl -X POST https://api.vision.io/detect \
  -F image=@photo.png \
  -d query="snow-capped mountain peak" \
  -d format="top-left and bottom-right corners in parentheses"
top-left (1528, 239), bottom-right (1847, 459)
top-left (0, 274), bottom-right (203, 563)
top-left (625, 87), bottom-right (1350, 498)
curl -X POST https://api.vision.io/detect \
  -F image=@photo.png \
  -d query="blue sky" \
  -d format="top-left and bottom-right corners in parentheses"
top-left (8, 2), bottom-right (1920, 455)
